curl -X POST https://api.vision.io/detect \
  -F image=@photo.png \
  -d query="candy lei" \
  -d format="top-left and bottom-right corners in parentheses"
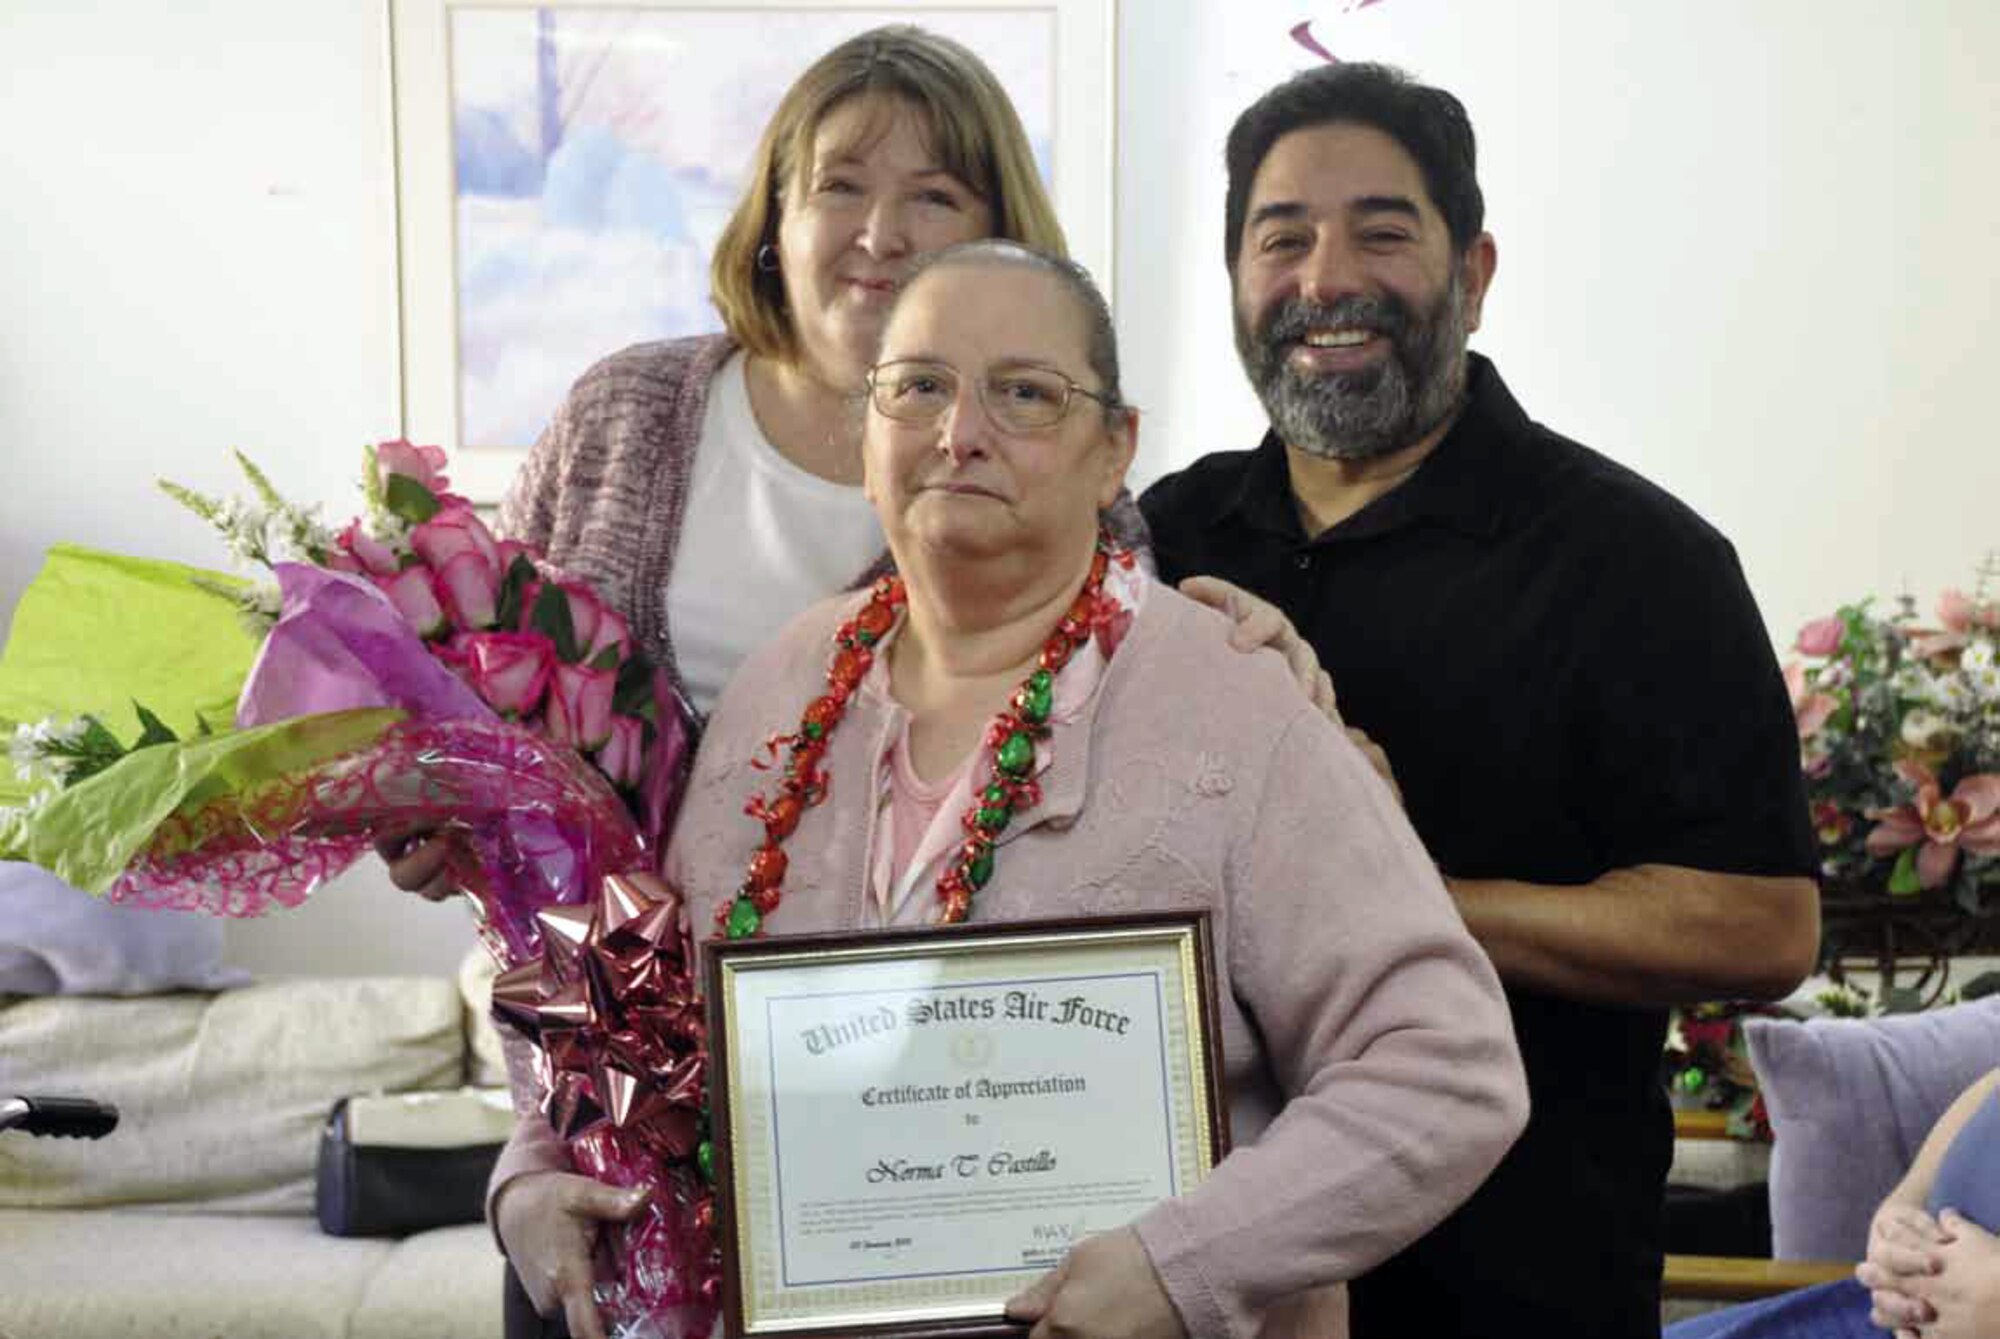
top-left (720, 541), bottom-right (1133, 939)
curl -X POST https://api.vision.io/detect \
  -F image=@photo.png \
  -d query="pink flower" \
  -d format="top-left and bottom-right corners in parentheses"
top-left (454, 631), bottom-right (554, 717)
top-left (1795, 616), bottom-right (1844, 658)
top-left (546, 662), bottom-right (616, 750)
top-left (338, 519), bottom-right (402, 578)
top-left (1783, 661), bottom-right (1839, 741)
top-left (432, 550), bottom-right (500, 630)
top-left (1864, 761), bottom-right (2000, 889)
top-left (374, 439), bottom-right (450, 495)
top-left (553, 582), bottom-right (605, 658)
top-left (374, 566), bottom-right (447, 638)
top-left (1811, 801), bottom-right (1852, 846)
top-left (584, 608), bottom-right (631, 666)
top-left (410, 505), bottom-right (500, 572)
top-left (1912, 590), bottom-right (2000, 660)
top-left (1939, 589), bottom-right (2000, 633)
top-left (595, 715), bottom-right (646, 789)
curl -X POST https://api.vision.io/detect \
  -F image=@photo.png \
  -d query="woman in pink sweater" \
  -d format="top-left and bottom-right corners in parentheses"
top-left (494, 242), bottom-right (1528, 1339)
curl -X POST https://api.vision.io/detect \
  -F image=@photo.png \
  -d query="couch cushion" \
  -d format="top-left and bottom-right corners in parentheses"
top-left (0, 977), bottom-right (462, 1212)
top-left (1745, 996), bottom-right (2000, 1259)
top-left (0, 1209), bottom-right (500, 1339)
top-left (352, 1223), bottom-right (506, 1339)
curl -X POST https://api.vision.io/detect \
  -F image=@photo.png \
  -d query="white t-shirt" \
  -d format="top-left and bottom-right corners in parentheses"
top-left (664, 352), bottom-right (885, 716)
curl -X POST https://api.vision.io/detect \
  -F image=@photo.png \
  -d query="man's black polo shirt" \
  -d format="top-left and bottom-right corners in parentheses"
top-left (1140, 354), bottom-right (1815, 1338)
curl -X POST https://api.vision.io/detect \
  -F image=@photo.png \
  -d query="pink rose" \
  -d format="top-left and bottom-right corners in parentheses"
top-left (546, 662), bottom-right (616, 750)
top-left (410, 506), bottom-right (500, 573)
top-left (374, 439), bottom-right (451, 495)
top-left (584, 608), bottom-right (631, 666)
top-left (554, 582), bottom-right (604, 659)
top-left (455, 631), bottom-right (554, 717)
top-left (433, 549), bottom-right (501, 630)
top-left (1795, 616), bottom-right (1844, 658)
top-left (374, 566), bottom-right (447, 638)
top-left (595, 715), bottom-right (646, 789)
top-left (338, 519), bottom-right (402, 578)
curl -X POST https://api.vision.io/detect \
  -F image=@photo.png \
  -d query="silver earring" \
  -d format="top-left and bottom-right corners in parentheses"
top-left (755, 244), bottom-right (780, 273)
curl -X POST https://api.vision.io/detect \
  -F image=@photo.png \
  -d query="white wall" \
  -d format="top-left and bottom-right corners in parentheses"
top-left (3, 0), bottom-right (1996, 975)
top-left (0, 0), bottom-right (461, 974)
top-left (1119, 0), bottom-right (2000, 636)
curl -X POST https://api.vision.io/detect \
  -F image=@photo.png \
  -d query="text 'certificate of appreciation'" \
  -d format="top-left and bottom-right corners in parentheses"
top-left (707, 914), bottom-right (1223, 1337)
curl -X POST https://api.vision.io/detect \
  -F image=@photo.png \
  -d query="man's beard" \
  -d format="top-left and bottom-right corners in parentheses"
top-left (1235, 268), bottom-right (1470, 463)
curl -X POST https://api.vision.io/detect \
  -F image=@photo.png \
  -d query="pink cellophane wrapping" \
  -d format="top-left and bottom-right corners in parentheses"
top-left (110, 716), bottom-right (647, 963)
top-left (107, 561), bottom-right (712, 1332)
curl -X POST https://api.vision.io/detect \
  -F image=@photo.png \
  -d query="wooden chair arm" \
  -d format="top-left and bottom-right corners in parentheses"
top-left (1673, 1108), bottom-right (1738, 1141)
top-left (1663, 1254), bottom-right (1856, 1302)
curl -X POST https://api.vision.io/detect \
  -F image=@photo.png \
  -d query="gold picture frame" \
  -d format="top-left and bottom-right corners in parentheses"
top-left (705, 912), bottom-right (1225, 1337)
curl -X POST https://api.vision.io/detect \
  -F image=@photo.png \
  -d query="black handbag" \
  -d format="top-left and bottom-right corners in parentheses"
top-left (314, 1088), bottom-right (512, 1238)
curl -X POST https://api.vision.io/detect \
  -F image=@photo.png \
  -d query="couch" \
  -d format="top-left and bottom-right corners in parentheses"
top-left (0, 962), bottom-right (513, 1339)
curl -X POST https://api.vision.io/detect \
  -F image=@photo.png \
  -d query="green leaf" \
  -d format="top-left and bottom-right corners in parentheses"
top-left (383, 473), bottom-right (443, 525)
top-left (194, 713), bottom-right (216, 738)
top-left (1887, 847), bottom-right (1923, 896)
top-left (612, 651), bottom-right (655, 717)
top-left (61, 716), bottom-right (130, 787)
top-left (232, 450), bottom-right (286, 512)
top-left (530, 584), bottom-right (580, 663)
top-left (156, 478), bottom-right (223, 526)
top-left (588, 645), bottom-right (622, 672)
top-left (494, 554), bottom-right (536, 631)
top-left (131, 702), bottom-right (178, 749)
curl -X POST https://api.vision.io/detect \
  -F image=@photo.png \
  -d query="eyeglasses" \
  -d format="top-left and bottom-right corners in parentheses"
top-left (866, 359), bottom-right (1118, 434)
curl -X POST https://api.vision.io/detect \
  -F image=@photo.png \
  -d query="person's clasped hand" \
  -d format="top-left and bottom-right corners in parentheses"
top-left (1858, 1200), bottom-right (1951, 1334)
top-left (1895, 1208), bottom-right (2000, 1339)
top-left (1004, 1226), bottom-right (1188, 1339)
top-left (493, 1169), bottom-right (649, 1339)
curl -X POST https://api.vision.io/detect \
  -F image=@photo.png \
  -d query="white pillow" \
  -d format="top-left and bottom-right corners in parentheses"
top-left (0, 861), bottom-right (248, 996)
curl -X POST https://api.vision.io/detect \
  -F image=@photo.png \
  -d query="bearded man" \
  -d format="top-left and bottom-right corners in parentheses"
top-left (1141, 64), bottom-right (1821, 1337)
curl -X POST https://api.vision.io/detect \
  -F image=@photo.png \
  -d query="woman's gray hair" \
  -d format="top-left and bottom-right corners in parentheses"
top-left (887, 240), bottom-right (1126, 419)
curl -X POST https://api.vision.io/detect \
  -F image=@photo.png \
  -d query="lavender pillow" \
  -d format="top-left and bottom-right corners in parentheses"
top-left (1745, 997), bottom-right (2000, 1260)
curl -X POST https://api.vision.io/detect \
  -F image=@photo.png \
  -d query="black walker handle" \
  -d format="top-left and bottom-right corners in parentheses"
top-left (0, 1096), bottom-right (120, 1139)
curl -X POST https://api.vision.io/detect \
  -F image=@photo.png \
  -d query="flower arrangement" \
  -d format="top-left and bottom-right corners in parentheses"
top-left (1787, 565), bottom-right (2000, 912)
top-left (1663, 1001), bottom-right (1786, 1139)
top-left (0, 443), bottom-right (715, 1335)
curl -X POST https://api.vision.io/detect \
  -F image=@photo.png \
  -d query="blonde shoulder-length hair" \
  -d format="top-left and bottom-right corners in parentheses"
top-left (710, 26), bottom-right (1068, 363)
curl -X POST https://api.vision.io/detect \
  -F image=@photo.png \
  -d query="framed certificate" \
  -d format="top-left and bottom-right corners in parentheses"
top-left (706, 913), bottom-right (1226, 1337)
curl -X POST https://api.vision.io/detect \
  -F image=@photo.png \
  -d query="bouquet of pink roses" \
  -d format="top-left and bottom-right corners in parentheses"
top-left (1, 443), bottom-right (719, 1336)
